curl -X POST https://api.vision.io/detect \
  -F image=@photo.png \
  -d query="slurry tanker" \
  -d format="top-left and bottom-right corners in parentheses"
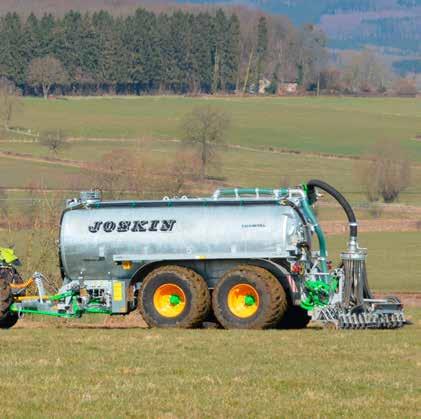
top-left (0, 180), bottom-right (406, 330)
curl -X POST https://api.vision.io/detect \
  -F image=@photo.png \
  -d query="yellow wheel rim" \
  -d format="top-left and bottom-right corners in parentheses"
top-left (153, 283), bottom-right (186, 318)
top-left (227, 284), bottom-right (259, 318)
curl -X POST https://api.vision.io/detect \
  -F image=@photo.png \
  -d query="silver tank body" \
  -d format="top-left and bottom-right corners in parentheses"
top-left (60, 199), bottom-right (303, 282)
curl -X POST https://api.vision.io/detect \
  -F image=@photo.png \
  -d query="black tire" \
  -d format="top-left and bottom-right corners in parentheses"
top-left (277, 305), bottom-right (311, 329)
top-left (0, 267), bottom-right (23, 286)
top-left (139, 265), bottom-right (211, 328)
top-left (0, 273), bottom-right (17, 329)
top-left (212, 265), bottom-right (287, 330)
top-left (0, 312), bottom-right (18, 329)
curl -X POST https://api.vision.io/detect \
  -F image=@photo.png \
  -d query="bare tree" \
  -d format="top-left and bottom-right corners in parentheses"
top-left (342, 49), bottom-right (392, 94)
top-left (90, 149), bottom-right (145, 199)
top-left (27, 56), bottom-right (67, 99)
top-left (361, 140), bottom-right (411, 203)
top-left (0, 188), bottom-right (10, 231)
top-left (88, 147), bottom-right (197, 200)
top-left (392, 77), bottom-right (417, 97)
top-left (0, 78), bottom-right (20, 129)
top-left (181, 106), bottom-right (230, 180)
top-left (39, 129), bottom-right (69, 155)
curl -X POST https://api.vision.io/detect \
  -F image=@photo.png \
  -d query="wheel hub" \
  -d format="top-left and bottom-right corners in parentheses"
top-left (227, 284), bottom-right (259, 318)
top-left (169, 294), bottom-right (181, 306)
top-left (153, 283), bottom-right (186, 318)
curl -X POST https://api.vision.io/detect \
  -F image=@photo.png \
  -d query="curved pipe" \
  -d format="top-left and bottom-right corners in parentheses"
top-left (306, 179), bottom-right (358, 240)
top-left (282, 199), bottom-right (312, 248)
top-left (300, 197), bottom-right (328, 273)
top-left (9, 277), bottom-right (34, 290)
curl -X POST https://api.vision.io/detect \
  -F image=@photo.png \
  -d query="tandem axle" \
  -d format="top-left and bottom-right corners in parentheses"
top-left (0, 180), bottom-right (408, 330)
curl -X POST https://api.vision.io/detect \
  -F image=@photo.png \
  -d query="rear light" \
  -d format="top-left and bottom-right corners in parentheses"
top-left (291, 262), bottom-right (302, 274)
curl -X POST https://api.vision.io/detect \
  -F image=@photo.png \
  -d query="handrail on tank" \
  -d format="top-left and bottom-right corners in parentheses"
top-left (212, 188), bottom-right (288, 200)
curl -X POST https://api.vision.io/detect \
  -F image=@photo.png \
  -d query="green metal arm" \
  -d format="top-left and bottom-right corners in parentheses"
top-left (10, 291), bottom-right (111, 318)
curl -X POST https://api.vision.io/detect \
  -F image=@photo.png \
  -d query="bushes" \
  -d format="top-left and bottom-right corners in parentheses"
top-left (360, 140), bottom-right (411, 203)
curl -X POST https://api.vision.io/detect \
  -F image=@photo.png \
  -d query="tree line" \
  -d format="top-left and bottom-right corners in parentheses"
top-left (0, 8), bottom-right (329, 96)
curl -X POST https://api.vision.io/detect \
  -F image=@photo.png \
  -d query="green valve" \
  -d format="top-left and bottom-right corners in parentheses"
top-left (300, 279), bottom-right (334, 311)
top-left (244, 295), bottom-right (255, 306)
top-left (170, 294), bottom-right (181, 306)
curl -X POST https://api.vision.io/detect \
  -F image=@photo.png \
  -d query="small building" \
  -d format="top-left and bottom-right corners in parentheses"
top-left (278, 81), bottom-right (298, 95)
top-left (258, 78), bottom-right (271, 94)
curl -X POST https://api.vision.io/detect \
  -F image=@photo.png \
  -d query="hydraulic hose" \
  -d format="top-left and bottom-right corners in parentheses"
top-left (282, 199), bottom-right (312, 247)
top-left (306, 179), bottom-right (358, 241)
top-left (306, 180), bottom-right (373, 300)
top-left (9, 277), bottom-right (34, 290)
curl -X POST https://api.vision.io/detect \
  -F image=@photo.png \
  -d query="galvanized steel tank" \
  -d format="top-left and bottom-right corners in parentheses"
top-left (59, 191), bottom-right (304, 282)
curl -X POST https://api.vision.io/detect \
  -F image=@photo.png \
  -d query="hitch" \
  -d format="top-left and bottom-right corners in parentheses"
top-left (10, 273), bottom-right (111, 318)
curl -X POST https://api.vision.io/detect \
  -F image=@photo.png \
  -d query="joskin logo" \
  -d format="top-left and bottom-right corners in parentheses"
top-left (88, 220), bottom-right (176, 233)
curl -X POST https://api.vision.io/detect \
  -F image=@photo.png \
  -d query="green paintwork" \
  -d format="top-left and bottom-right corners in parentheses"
top-left (85, 307), bottom-right (112, 314)
top-left (300, 277), bottom-right (339, 311)
top-left (299, 186), bottom-right (335, 311)
top-left (244, 295), bottom-right (255, 306)
top-left (300, 280), bottom-right (330, 310)
top-left (170, 294), bottom-right (181, 306)
top-left (10, 290), bottom-right (111, 317)
top-left (9, 305), bottom-right (77, 318)
top-left (48, 291), bottom-right (74, 301)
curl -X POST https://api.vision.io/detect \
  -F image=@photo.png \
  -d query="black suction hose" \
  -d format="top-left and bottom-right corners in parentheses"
top-left (306, 179), bottom-right (358, 240)
top-left (306, 179), bottom-right (373, 299)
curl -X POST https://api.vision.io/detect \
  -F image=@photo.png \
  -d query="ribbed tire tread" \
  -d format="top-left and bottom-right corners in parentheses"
top-left (0, 270), bottom-right (16, 328)
top-left (213, 265), bottom-right (288, 330)
top-left (139, 266), bottom-right (211, 328)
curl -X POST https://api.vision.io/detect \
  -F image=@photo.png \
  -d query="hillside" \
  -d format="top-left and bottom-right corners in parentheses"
top-left (184, 0), bottom-right (421, 57)
top-left (0, 0), bottom-right (419, 76)
top-left (1, 0), bottom-right (419, 57)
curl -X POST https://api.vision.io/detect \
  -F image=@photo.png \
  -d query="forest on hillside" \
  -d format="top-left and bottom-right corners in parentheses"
top-left (187, 0), bottom-right (421, 54)
top-left (0, 8), bottom-right (330, 95)
top-left (0, 6), bottom-right (417, 97)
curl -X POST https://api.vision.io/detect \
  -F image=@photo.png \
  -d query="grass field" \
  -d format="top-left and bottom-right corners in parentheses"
top-left (1, 96), bottom-right (420, 292)
top-left (1, 138), bottom-right (421, 205)
top-left (0, 157), bottom-right (83, 189)
top-left (1, 96), bottom-right (420, 418)
top-left (0, 308), bottom-right (419, 418)
top-left (1, 96), bottom-right (421, 205)
top-left (327, 232), bottom-right (421, 292)
top-left (8, 96), bottom-right (421, 159)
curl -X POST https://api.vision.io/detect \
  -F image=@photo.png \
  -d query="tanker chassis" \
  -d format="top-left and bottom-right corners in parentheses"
top-left (0, 180), bottom-right (406, 330)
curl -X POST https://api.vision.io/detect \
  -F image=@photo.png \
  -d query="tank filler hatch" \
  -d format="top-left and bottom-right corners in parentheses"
top-left (66, 190), bottom-right (102, 209)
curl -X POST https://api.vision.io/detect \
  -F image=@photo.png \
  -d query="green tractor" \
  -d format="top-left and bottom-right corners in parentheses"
top-left (0, 247), bottom-right (23, 329)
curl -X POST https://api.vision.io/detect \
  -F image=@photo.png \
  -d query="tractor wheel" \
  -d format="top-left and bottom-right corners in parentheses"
top-left (139, 265), bottom-right (210, 328)
top-left (277, 305), bottom-right (311, 329)
top-left (0, 267), bottom-right (23, 286)
top-left (0, 273), bottom-right (17, 329)
top-left (212, 265), bottom-right (287, 329)
top-left (0, 312), bottom-right (18, 329)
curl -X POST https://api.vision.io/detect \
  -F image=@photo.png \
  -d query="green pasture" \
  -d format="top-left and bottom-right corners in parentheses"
top-left (0, 157), bottom-right (84, 189)
top-left (327, 231), bottom-right (421, 292)
top-left (1, 138), bottom-right (421, 205)
top-left (1, 98), bottom-right (419, 419)
top-left (1, 96), bottom-right (421, 204)
top-left (0, 309), bottom-right (419, 418)
top-left (7, 96), bottom-right (421, 160)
